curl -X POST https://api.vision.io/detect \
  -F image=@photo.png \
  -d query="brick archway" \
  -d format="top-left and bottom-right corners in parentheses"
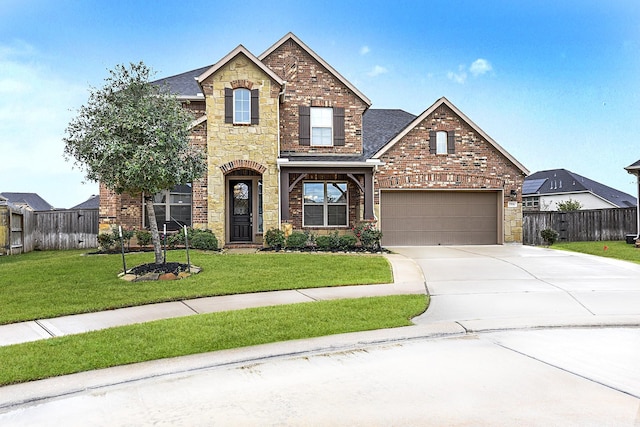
top-left (219, 160), bottom-right (267, 175)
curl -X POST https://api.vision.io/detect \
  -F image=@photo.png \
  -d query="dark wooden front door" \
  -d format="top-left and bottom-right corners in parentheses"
top-left (230, 180), bottom-right (252, 241)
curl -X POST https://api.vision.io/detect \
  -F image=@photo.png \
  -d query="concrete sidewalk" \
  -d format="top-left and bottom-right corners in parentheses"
top-left (0, 253), bottom-right (427, 347)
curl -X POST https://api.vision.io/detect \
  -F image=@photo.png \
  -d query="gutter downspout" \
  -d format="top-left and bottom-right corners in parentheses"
top-left (276, 82), bottom-right (287, 228)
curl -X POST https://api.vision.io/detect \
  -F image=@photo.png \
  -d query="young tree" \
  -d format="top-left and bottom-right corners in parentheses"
top-left (64, 62), bottom-right (206, 264)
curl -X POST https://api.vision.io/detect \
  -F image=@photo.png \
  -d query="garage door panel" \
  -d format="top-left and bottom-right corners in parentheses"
top-left (381, 191), bottom-right (499, 245)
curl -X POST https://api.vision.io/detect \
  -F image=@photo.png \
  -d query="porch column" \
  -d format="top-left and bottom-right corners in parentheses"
top-left (280, 170), bottom-right (290, 222)
top-left (364, 170), bottom-right (374, 220)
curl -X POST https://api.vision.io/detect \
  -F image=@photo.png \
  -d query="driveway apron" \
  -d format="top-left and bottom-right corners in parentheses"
top-left (391, 245), bottom-right (640, 325)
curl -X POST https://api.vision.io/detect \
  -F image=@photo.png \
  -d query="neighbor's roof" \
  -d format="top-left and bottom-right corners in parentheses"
top-left (0, 192), bottom-right (54, 211)
top-left (70, 194), bottom-right (99, 210)
top-left (371, 97), bottom-right (530, 175)
top-left (524, 169), bottom-right (637, 207)
top-left (625, 159), bottom-right (640, 175)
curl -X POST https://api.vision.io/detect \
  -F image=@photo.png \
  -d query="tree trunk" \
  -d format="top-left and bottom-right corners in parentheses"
top-left (144, 197), bottom-right (164, 264)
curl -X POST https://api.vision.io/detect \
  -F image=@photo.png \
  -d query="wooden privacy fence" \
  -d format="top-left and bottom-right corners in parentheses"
top-left (523, 207), bottom-right (638, 245)
top-left (0, 206), bottom-right (98, 254)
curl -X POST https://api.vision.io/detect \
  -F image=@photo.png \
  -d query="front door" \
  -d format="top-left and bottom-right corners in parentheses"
top-left (230, 180), bottom-right (252, 241)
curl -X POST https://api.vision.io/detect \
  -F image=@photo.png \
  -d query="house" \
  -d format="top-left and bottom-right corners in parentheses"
top-left (0, 192), bottom-right (54, 211)
top-left (99, 33), bottom-right (528, 246)
top-left (71, 195), bottom-right (100, 210)
top-left (523, 169), bottom-right (637, 211)
top-left (625, 160), bottom-right (640, 240)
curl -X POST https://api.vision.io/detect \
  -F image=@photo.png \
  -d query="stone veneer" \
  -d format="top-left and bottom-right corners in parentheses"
top-left (198, 52), bottom-right (281, 243)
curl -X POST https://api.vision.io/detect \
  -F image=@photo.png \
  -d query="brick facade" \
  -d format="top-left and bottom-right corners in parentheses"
top-left (375, 103), bottom-right (525, 243)
top-left (261, 39), bottom-right (368, 155)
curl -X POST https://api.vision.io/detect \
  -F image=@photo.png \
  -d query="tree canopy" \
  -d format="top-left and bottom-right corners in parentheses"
top-left (64, 62), bottom-right (205, 196)
top-left (64, 62), bottom-right (206, 264)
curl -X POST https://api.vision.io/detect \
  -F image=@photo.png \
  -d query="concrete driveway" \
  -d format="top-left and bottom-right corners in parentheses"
top-left (393, 245), bottom-right (640, 328)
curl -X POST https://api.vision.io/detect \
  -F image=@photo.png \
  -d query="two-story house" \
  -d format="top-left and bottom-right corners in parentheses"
top-left (99, 33), bottom-right (528, 246)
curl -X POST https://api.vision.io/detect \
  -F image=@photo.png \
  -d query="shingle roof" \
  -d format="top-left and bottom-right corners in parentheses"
top-left (625, 159), bottom-right (640, 175)
top-left (70, 194), bottom-right (99, 210)
top-left (152, 65), bottom-right (211, 98)
top-left (0, 192), bottom-right (54, 211)
top-left (524, 169), bottom-right (637, 207)
top-left (363, 109), bottom-right (416, 158)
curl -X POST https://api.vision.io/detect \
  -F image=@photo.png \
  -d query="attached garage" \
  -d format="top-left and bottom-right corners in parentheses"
top-left (380, 190), bottom-right (502, 246)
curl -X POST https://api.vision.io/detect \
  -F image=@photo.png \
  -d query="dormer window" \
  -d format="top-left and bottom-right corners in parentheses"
top-left (234, 88), bottom-right (250, 124)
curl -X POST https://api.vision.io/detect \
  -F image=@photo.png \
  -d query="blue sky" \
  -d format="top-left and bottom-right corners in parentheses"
top-left (1, 0), bottom-right (639, 208)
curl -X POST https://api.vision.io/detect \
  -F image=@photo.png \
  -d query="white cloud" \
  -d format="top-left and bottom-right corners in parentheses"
top-left (470, 58), bottom-right (492, 76)
top-left (448, 59), bottom-right (493, 84)
top-left (367, 65), bottom-right (388, 77)
top-left (447, 65), bottom-right (467, 84)
top-left (360, 45), bottom-right (370, 55)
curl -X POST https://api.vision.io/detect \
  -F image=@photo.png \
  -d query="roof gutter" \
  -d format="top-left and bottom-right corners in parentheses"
top-left (277, 158), bottom-right (383, 168)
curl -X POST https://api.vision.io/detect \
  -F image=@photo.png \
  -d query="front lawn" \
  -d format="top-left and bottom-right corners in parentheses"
top-left (0, 250), bottom-right (392, 324)
top-left (552, 240), bottom-right (640, 264)
top-left (0, 295), bottom-right (427, 386)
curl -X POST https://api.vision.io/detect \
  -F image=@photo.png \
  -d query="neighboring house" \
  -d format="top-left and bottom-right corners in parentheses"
top-left (523, 169), bottom-right (637, 211)
top-left (71, 195), bottom-right (100, 210)
top-left (99, 33), bottom-right (528, 246)
top-left (0, 192), bottom-right (54, 211)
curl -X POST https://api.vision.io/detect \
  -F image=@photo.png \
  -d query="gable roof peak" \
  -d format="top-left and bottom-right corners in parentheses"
top-left (372, 97), bottom-right (529, 175)
top-left (259, 32), bottom-right (372, 107)
top-left (196, 44), bottom-right (284, 86)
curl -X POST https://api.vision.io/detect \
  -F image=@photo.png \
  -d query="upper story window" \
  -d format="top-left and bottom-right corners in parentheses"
top-left (429, 130), bottom-right (455, 155)
top-left (233, 88), bottom-right (250, 124)
top-left (225, 87), bottom-right (259, 125)
top-left (436, 131), bottom-right (447, 154)
top-left (299, 106), bottom-right (345, 147)
top-left (310, 107), bottom-right (333, 146)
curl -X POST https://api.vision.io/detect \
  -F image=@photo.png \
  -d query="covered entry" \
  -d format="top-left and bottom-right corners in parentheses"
top-left (380, 190), bottom-right (502, 245)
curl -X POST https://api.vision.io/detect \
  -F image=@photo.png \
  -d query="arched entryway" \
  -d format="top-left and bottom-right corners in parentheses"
top-left (225, 168), bottom-right (263, 244)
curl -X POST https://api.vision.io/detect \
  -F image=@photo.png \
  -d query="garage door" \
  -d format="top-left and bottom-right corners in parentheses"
top-left (380, 191), bottom-right (500, 245)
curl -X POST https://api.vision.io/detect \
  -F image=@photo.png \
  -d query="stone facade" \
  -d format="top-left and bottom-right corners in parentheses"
top-left (198, 52), bottom-right (281, 243)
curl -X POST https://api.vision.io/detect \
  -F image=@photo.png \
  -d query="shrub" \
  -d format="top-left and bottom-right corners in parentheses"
top-left (265, 228), bottom-right (285, 248)
top-left (339, 234), bottom-right (357, 251)
top-left (167, 232), bottom-right (185, 248)
top-left (191, 230), bottom-right (218, 250)
top-left (557, 199), bottom-right (582, 212)
top-left (315, 235), bottom-right (333, 251)
top-left (353, 221), bottom-right (383, 251)
top-left (97, 233), bottom-right (115, 251)
top-left (541, 228), bottom-right (559, 246)
top-left (135, 229), bottom-right (152, 248)
top-left (286, 231), bottom-right (308, 249)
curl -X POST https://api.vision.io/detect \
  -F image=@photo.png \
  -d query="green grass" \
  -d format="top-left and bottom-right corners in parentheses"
top-left (0, 294), bottom-right (428, 386)
top-left (0, 250), bottom-right (392, 324)
top-left (552, 240), bottom-right (640, 264)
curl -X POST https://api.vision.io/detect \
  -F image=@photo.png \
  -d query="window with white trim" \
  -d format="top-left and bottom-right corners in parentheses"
top-left (436, 131), bottom-right (447, 154)
top-left (303, 181), bottom-right (348, 226)
top-left (233, 88), bottom-right (250, 124)
top-left (310, 107), bottom-right (333, 146)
